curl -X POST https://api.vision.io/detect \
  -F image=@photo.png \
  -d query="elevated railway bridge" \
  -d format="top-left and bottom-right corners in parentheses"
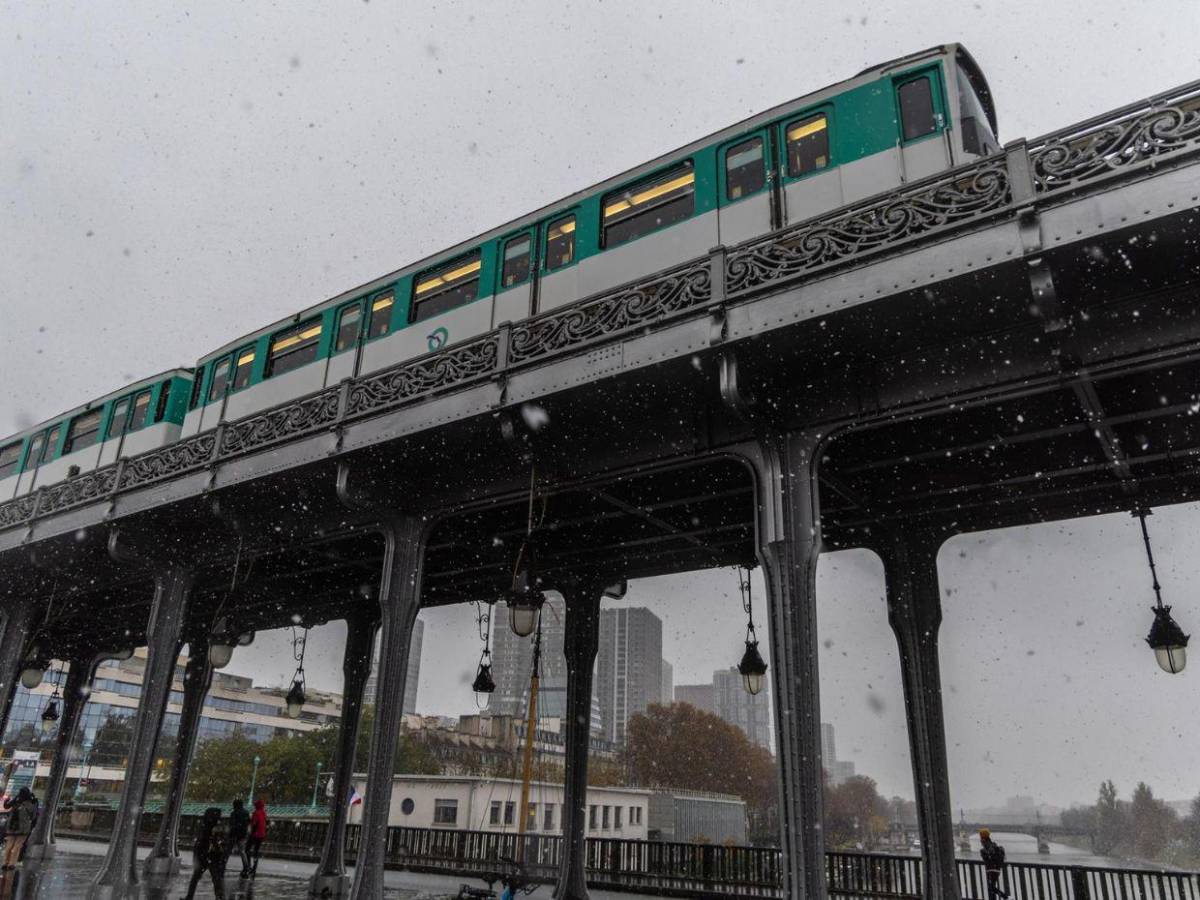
top-left (2, 80), bottom-right (1200, 900)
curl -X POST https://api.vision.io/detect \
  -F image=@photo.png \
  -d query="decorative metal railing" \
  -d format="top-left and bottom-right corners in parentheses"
top-left (54, 809), bottom-right (1200, 899)
top-left (4, 78), bottom-right (1200, 535)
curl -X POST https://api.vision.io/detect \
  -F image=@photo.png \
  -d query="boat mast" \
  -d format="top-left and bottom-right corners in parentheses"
top-left (517, 617), bottom-right (543, 839)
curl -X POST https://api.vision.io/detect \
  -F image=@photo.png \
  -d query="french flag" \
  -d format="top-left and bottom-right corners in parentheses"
top-left (348, 785), bottom-right (363, 808)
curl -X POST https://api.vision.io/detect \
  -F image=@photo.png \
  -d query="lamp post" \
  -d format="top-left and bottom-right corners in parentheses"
top-left (248, 754), bottom-right (261, 801)
top-left (74, 739), bottom-right (94, 800)
top-left (735, 567), bottom-right (769, 695)
top-left (1136, 508), bottom-right (1191, 674)
top-left (310, 761), bottom-right (323, 812)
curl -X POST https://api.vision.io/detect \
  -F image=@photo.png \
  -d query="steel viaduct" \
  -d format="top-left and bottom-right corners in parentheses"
top-left (1, 80), bottom-right (1199, 900)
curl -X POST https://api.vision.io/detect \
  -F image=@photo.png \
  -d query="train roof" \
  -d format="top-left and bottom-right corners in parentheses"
top-left (202, 44), bottom-right (990, 361)
top-left (3, 368), bottom-right (193, 445)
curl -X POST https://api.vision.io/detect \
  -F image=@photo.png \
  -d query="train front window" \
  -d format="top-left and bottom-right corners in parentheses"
top-left (0, 442), bottom-right (21, 479)
top-left (545, 216), bottom-right (576, 271)
top-left (602, 163), bottom-right (695, 248)
top-left (267, 319), bottom-right (323, 377)
top-left (786, 114), bottom-right (829, 177)
top-left (725, 137), bottom-right (766, 200)
top-left (208, 357), bottom-right (231, 402)
top-left (957, 68), bottom-right (997, 156)
top-left (64, 409), bottom-right (102, 454)
top-left (898, 77), bottom-right (938, 142)
top-left (412, 254), bottom-right (481, 323)
top-left (128, 391), bottom-right (152, 431)
top-left (336, 303), bottom-right (361, 352)
top-left (107, 398), bottom-right (131, 440)
top-left (367, 292), bottom-right (394, 340)
top-left (502, 236), bottom-right (532, 288)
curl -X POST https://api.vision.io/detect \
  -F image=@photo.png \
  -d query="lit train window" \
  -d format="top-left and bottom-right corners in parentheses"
top-left (267, 319), bottom-right (323, 377)
top-left (232, 346), bottom-right (256, 390)
top-left (0, 442), bottom-right (21, 479)
top-left (64, 409), bottom-right (103, 454)
top-left (107, 397), bottom-right (131, 440)
top-left (786, 114), bottom-right (829, 177)
top-left (412, 254), bottom-right (481, 323)
top-left (367, 292), bottom-right (394, 340)
top-left (898, 77), bottom-right (938, 142)
top-left (208, 357), bottom-right (231, 402)
top-left (335, 303), bottom-right (361, 352)
top-left (602, 163), bottom-right (695, 248)
top-left (26, 426), bottom-right (59, 469)
top-left (502, 235), bottom-right (532, 287)
top-left (545, 215), bottom-right (576, 271)
top-left (154, 381), bottom-right (172, 422)
top-left (725, 138), bottom-right (766, 200)
top-left (128, 391), bottom-right (152, 431)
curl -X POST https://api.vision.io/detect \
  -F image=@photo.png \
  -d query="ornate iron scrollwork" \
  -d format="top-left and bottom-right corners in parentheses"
top-left (509, 263), bottom-right (712, 364)
top-left (346, 336), bottom-right (498, 418)
top-left (726, 160), bottom-right (1011, 295)
top-left (38, 467), bottom-right (120, 516)
top-left (117, 433), bottom-right (217, 490)
top-left (1030, 96), bottom-right (1200, 194)
top-left (220, 388), bottom-right (341, 456)
top-left (0, 495), bottom-right (37, 529)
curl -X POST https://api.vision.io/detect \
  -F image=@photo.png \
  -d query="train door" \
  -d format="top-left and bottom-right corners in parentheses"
top-left (895, 69), bottom-right (952, 182)
top-left (493, 227), bottom-right (538, 325)
top-left (777, 109), bottom-right (842, 227)
top-left (717, 128), bottom-right (781, 245)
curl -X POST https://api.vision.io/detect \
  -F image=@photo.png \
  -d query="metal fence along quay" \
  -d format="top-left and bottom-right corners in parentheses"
top-left (54, 810), bottom-right (1200, 899)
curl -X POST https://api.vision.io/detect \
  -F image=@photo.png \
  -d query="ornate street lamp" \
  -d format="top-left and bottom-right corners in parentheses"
top-left (1136, 507), bottom-right (1190, 674)
top-left (735, 566), bottom-right (768, 695)
top-left (285, 626), bottom-right (309, 718)
top-left (40, 663), bottom-right (63, 734)
top-left (209, 617), bottom-right (254, 669)
top-left (471, 602), bottom-right (496, 705)
top-left (505, 569), bottom-right (545, 638)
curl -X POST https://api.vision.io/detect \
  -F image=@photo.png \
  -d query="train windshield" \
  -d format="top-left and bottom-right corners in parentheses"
top-left (957, 67), bottom-right (998, 157)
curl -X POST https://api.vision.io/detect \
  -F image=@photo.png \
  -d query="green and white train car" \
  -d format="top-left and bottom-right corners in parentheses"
top-left (4, 45), bottom-right (998, 494)
top-left (0, 371), bottom-right (193, 500)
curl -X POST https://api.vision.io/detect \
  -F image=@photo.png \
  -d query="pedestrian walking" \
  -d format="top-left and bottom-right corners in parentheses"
top-left (1, 788), bottom-right (37, 870)
top-left (227, 798), bottom-right (251, 878)
top-left (979, 828), bottom-right (1011, 900)
top-left (184, 807), bottom-right (227, 900)
top-left (246, 798), bottom-right (268, 878)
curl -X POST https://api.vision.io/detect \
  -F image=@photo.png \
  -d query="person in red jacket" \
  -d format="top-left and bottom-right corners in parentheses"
top-left (246, 798), bottom-right (268, 878)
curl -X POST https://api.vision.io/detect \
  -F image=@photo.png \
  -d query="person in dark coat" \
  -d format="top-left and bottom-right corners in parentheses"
top-left (979, 828), bottom-right (1010, 900)
top-left (227, 798), bottom-right (251, 878)
top-left (1, 788), bottom-right (37, 870)
top-left (246, 798), bottom-right (268, 878)
top-left (184, 807), bottom-right (226, 900)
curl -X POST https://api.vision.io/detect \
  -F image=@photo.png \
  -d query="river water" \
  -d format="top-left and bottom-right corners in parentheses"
top-left (959, 831), bottom-right (1125, 869)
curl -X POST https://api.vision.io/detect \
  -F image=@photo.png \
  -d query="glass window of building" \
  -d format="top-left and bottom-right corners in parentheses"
top-left (433, 799), bottom-right (458, 825)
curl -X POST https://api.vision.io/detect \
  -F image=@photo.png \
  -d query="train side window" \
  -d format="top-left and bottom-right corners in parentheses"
top-left (725, 137), bottom-right (766, 200)
top-left (335, 303), bottom-right (362, 352)
top-left (367, 291), bottom-right (395, 340)
top-left (154, 382), bottom-right (172, 423)
top-left (267, 319), bottom-right (323, 377)
top-left (785, 114), bottom-right (830, 177)
top-left (128, 391), bottom-right (152, 431)
top-left (411, 254), bottom-right (482, 323)
top-left (232, 346), bottom-right (256, 391)
top-left (0, 442), bottom-right (21, 479)
top-left (898, 77), bottom-right (938, 142)
top-left (26, 427), bottom-right (57, 469)
top-left (64, 409), bottom-right (103, 455)
top-left (107, 398), bottom-right (131, 440)
top-left (189, 369), bottom-right (204, 410)
top-left (544, 216), bottom-right (576, 271)
top-left (602, 163), bottom-right (695, 248)
top-left (501, 236), bottom-right (532, 288)
top-left (208, 357), bottom-right (231, 402)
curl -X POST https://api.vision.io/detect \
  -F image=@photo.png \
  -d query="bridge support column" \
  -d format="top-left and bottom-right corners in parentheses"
top-left (554, 580), bottom-right (604, 900)
top-left (0, 600), bottom-right (38, 739)
top-left (23, 649), bottom-right (104, 865)
top-left (347, 516), bottom-right (426, 900)
top-left (310, 611), bottom-right (378, 898)
top-left (89, 556), bottom-right (193, 900)
top-left (879, 533), bottom-right (960, 900)
top-left (144, 636), bottom-right (215, 879)
top-left (747, 430), bottom-right (827, 900)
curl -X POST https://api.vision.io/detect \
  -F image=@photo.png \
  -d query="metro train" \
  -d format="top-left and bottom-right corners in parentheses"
top-left (0, 44), bottom-right (999, 500)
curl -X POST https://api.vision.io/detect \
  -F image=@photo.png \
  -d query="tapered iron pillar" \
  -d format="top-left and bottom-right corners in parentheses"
top-left (880, 533), bottom-right (960, 900)
top-left (0, 601), bottom-right (38, 739)
top-left (310, 612), bottom-right (378, 898)
top-left (144, 637), bottom-right (215, 878)
top-left (747, 430), bottom-right (827, 900)
top-left (23, 652), bottom-right (102, 862)
top-left (346, 516), bottom-right (426, 900)
top-left (89, 564), bottom-right (193, 900)
top-left (553, 581), bottom-right (603, 900)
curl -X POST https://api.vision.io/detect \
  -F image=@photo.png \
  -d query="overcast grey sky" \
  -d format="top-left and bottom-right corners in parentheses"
top-left (4, 1), bottom-right (1199, 812)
